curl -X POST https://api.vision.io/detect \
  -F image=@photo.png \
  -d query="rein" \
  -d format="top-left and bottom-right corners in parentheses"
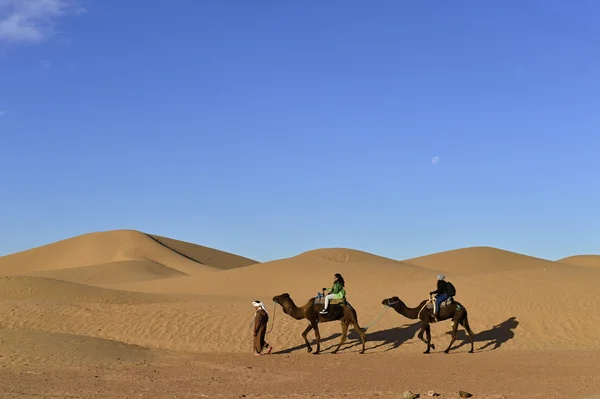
top-left (362, 298), bottom-right (401, 330)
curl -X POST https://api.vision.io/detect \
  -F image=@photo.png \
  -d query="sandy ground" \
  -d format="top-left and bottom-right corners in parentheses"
top-left (1, 350), bottom-right (599, 398)
top-left (0, 230), bottom-right (599, 398)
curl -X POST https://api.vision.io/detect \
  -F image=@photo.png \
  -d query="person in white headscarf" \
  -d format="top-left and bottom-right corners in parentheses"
top-left (252, 300), bottom-right (272, 355)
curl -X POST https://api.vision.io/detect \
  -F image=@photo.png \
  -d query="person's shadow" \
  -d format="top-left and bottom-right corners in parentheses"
top-left (448, 316), bottom-right (519, 351)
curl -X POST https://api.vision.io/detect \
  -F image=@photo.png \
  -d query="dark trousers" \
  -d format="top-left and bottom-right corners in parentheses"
top-left (435, 293), bottom-right (449, 315)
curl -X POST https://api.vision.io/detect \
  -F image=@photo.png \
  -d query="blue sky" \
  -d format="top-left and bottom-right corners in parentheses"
top-left (1, 1), bottom-right (599, 262)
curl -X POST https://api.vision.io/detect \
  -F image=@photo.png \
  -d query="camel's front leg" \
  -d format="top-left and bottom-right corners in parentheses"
top-left (332, 321), bottom-right (349, 354)
top-left (313, 322), bottom-right (322, 354)
top-left (301, 323), bottom-right (313, 353)
top-left (425, 324), bottom-right (435, 352)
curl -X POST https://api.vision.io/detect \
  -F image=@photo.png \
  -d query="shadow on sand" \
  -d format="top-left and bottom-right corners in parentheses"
top-left (448, 316), bottom-right (519, 351)
top-left (273, 322), bottom-right (422, 355)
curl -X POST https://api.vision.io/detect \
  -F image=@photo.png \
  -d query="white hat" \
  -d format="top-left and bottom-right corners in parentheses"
top-left (437, 274), bottom-right (445, 280)
top-left (252, 301), bottom-right (268, 314)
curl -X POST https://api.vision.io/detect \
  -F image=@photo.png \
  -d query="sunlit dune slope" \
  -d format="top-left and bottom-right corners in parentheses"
top-left (402, 246), bottom-right (558, 275)
top-left (557, 255), bottom-right (600, 268)
top-left (0, 230), bottom-right (258, 282)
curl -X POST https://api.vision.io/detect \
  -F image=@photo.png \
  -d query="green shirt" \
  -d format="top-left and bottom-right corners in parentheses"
top-left (330, 281), bottom-right (346, 296)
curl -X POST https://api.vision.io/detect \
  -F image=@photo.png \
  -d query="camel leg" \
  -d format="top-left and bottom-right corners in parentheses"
top-left (313, 322), bottom-right (322, 355)
top-left (460, 315), bottom-right (475, 353)
top-left (301, 323), bottom-right (313, 353)
top-left (349, 308), bottom-right (366, 354)
top-left (417, 324), bottom-right (430, 354)
top-left (332, 321), bottom-right (349, 354)
top-left (444, 315), bottom-right (461, 353)
top-left (425, 324), bottom-right (435, 352)
top-left (354, 322), bottom-right (366, 354)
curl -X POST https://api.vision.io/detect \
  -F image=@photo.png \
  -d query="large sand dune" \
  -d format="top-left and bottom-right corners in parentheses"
top-left (0, 232), bottom-right (599, 398)
top-left (0, 230), bottom-right (259, 284)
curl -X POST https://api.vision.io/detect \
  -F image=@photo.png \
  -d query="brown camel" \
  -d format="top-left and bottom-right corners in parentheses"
top-left (272, 293), bottom-right (366, 354)
top-left (381, 295), bottom-right (475, 354)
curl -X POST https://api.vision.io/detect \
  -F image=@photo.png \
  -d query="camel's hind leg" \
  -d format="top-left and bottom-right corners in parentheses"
top-left (460, 313), bottom-right (475, 353)
top-left (332, 320), bottom-right (349, 354)
top-left (444, 314), bottom-right (461, 353)
top-left (301, 323), bottom-right (313, 353)
top-left (348, 308), bottom-right (366, 354)
top-left (353, 321), bottom-right (366, 354)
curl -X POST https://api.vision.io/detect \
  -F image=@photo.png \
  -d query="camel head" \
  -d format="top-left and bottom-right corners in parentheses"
top-left (272, 293), bottom-right (291, 306)
top-left (382, 296), bottom-right (403, 307)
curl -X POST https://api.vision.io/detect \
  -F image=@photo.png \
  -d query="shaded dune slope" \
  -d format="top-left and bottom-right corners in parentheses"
top-left (148, 234), bottom-right (258, 270)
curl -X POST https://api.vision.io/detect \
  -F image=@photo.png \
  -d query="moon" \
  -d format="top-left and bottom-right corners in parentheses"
top-left (432, 156), bottom-right (440, 165)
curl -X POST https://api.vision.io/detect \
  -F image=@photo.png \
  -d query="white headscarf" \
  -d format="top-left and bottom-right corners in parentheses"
top-left (252, 301), bottom-right (268, 315)
top-left (437, 274), bottom-right (445, 280)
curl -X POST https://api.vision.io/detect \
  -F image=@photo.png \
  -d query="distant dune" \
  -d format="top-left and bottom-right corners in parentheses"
top-left (402, 246), bottom-right (559, 275)
top-left (0, 230), bottom-right (259, 285)
top-left (108, 247), bottom-right (442, 297)
top-left (557, 255), bottom-right (600, 268)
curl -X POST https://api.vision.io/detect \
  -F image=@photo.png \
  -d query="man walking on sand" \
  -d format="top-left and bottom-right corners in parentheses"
top-left (252, 300), bottom-right (272, 356)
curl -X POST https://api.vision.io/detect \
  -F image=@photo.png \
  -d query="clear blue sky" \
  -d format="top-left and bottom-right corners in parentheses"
top-left (1, 1), bottom-right (599, 262)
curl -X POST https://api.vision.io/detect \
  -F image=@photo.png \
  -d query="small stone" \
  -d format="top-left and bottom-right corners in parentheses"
top-left (403, 391), bottom-right (419, 399)
top-left (459, 391), bottom-right (473, 398)
top-left (427, 391), bottom-right (439, 397)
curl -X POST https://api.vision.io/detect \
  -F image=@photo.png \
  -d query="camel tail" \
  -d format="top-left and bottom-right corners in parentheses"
top-left (459, 307), bottom-right (476, 335)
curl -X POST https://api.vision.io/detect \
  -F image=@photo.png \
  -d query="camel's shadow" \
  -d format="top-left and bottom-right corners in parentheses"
top-left (447, 316), bottom-right (519, 351)
top-left (273, 322), bottom-right (421, 355)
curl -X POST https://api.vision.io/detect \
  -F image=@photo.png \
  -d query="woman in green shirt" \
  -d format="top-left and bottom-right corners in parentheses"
top-left (320, 273), bottom-right (346, 314)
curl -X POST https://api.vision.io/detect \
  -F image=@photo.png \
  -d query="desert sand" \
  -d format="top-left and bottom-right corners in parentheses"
top-left (0, 229), bottom-right (599, 398)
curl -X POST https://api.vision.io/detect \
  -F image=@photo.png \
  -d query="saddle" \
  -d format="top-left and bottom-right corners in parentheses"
top-left (425, 297), bottom-right (454, 310)
top-left (313, 293), bottom-right (346, 306)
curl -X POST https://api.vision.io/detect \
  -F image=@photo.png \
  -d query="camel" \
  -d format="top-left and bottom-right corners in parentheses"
top-left (381, 295), bottom-right (475, 354)
top-left (272, 293), bottom-right (366, 354)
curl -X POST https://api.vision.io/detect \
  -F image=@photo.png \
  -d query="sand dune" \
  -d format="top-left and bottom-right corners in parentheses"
top-left (558, 255), bottom-right (600, 268)
top-left (402, 246), bottom-right (559, 275)
top-left (0, 230), bottom-right (258, 284)
top-left (148, 234), bottom-right (258, 270)
top-left (1, 232), bottom-right (600, 398)
top-left (108, 247), bottom-right (442, 297)
top-left (27, 260), bottom-right (189, 285)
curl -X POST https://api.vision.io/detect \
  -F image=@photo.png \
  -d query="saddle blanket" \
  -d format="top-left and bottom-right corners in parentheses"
top-left (314, 297), bottom-right (346, 306)
top-left (425, 298), bottom-right (454, 310)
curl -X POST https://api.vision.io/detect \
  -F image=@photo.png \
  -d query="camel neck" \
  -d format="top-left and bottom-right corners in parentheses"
top-left (283, 300), bottom-right (305, 320)
top-left (393, 301), bottom-right (421, 319)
